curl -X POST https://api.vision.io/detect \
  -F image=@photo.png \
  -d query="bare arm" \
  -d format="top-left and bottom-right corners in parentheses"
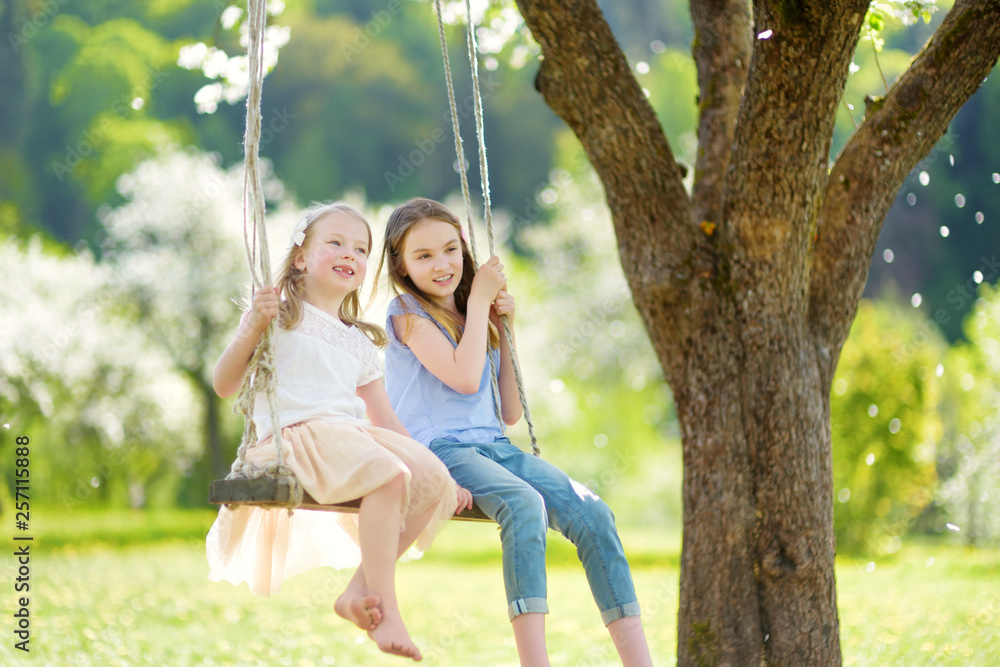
top-left (357, 378), bottom-right (475, 514)
top-left (212, 287), bottom-right (279, 398)
top-left (395, 256), bottom-right (507, 395)
top-left (357, 378), bottom-right (411, 437)
top-left (491, 289), bottom-right (523, 426)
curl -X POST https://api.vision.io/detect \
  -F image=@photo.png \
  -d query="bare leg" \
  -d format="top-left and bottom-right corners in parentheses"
top-left (608, 616), bottom-right (653, 667)
top-left (358, 473), bottom-right (422, 661)
top-left (511, 612), bottom-right (549, 667)
top-left (336, 489), bottom-right (444, 631)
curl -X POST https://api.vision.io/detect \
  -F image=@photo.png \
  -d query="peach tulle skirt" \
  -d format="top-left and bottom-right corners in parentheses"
top-left (206, 420), bottom-right (458, 595)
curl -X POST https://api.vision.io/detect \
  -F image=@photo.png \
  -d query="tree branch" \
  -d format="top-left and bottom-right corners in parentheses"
top-left (689, 0), bottom-right (752, 225)
top-left (514, 0), bottom-right (696, 305)
top-left (724, 0), bottom-right (867, 275)
top-left (809, 0), bottom-right (1000, 366)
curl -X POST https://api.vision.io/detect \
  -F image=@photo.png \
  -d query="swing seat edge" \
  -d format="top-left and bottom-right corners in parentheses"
top-left (208, 477), bottom-right (492, 522)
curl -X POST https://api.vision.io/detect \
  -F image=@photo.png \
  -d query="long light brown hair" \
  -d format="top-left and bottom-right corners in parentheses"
top-left (275, 201), bottom-right (387, 347)
top-left (376, 197), bottom-right (498, 348)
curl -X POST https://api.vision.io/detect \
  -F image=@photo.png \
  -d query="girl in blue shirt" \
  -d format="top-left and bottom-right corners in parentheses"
top-left (377, 197), bottom-right (652, 666)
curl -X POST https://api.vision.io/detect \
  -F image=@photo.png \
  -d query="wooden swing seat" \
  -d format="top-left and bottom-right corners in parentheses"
top-left (209, 477), bottom-right (492, 522)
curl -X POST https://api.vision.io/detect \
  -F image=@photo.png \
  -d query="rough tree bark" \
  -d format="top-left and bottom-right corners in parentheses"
top-left (514, 0), bottom-right (1000, 664)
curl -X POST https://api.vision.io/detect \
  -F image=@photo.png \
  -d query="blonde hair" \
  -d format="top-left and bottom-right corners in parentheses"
top-left (275, 201), bottom-right (388, 347)
top-left (376, 197), bottom-right (498, 348)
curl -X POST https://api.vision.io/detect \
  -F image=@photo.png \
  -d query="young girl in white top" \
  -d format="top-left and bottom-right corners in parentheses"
top-left (379, 198), bottom-right (653, 666)
top-left (208, 202), bottom-right (472, 661)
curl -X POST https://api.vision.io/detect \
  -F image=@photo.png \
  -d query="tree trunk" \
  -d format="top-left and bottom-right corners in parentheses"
top-left (515, 0), bottom-right (1000, 664)
top-left (200, 379), bottom-right (225, 479)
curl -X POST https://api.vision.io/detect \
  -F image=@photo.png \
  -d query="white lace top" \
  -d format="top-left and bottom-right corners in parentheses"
top-left (252, 302), bottom-right (382, 441)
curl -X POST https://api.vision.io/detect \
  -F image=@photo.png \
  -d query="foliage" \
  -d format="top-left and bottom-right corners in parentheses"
top-left (862, 1), bottom-right (938, 53)
top-left (13, 10), bottom-right (197, 240)
top-left (100, 147), bottom-right (298, 483)
top-left (0, 236), bottom-right (199, 509)
top-left (936, 284), bottom-right (1000, 546)
top-left (511, 168), bottom-right (682, 526)
top-left (831, 298), bottom-right (945, 555)
top-left (176, 2), bottom-right (290, 114)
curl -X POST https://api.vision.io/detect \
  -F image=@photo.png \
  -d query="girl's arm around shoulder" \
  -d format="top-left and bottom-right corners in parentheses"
top-left (357, 379), bottom-right (476, 514)
top-left (357, 377), bottom-right (412, 437)
top-left (213, 287), bottom-right (279, 398)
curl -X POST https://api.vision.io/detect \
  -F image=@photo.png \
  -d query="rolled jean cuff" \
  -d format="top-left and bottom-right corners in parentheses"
top-left (600, 601), bottom-right (642, 626)
top-left (507, 597), bottom-right (549, 621)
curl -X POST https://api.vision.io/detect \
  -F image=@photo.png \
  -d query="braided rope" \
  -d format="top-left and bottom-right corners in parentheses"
top-left (435, 0), bottom-right (539, 455)
top-left (433, 0), bottom-right (502, 429)
top-left (225, 0), bottom-right (302, 508)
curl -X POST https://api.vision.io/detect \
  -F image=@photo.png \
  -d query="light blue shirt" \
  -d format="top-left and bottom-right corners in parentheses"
top-left (384, 294), bottom-right (504, 447)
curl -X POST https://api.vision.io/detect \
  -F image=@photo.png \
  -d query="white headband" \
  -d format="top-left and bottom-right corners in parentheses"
top-left (289, 217), bottom-right (308, 248)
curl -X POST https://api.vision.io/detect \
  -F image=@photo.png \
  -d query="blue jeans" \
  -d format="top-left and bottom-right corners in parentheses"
top-left (429, 437), bottom-right (641, 625)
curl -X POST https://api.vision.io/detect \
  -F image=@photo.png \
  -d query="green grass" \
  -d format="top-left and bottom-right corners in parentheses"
top-left (31, 507), bottom-right (220, 548)
top-left (1, 511), bottom-right (997, 666)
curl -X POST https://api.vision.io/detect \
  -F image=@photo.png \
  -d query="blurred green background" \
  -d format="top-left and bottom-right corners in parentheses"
top-left (1, 0), bottom-right (999, 663)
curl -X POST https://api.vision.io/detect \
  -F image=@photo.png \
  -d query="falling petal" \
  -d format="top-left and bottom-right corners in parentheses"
top-left (939, 226), bottom-right (949, 238)
top-left (757, 29), bottom-right (773, 40)
top-left (954, 194), bottom-right (966, 208)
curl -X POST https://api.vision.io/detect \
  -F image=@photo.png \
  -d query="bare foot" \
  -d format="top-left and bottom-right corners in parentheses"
top-left (335, 594), bottom-right (382, 631)
top-left (368, 615), bottom-right (423, 661)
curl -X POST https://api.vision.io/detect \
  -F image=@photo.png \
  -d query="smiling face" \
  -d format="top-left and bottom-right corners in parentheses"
top-left (399, 218), bottom-right (466, 309)
top-left (293, 211), bottom-right (371, 300)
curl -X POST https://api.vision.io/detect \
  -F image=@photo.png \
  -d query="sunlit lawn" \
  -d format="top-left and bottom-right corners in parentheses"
top-left (1, 510), bottom-right (997, 666)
